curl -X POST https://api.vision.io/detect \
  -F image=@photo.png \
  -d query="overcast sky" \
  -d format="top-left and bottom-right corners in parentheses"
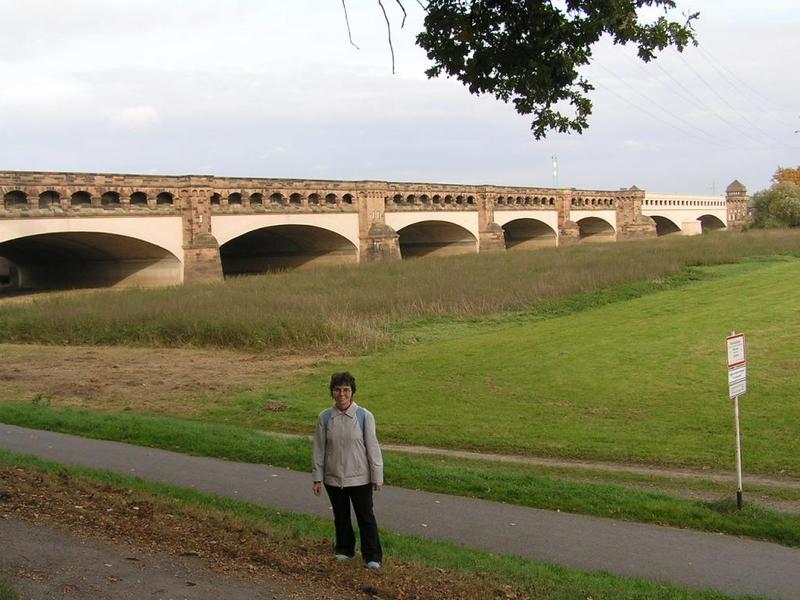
top-left (0, 1), bottom-right (797, 195)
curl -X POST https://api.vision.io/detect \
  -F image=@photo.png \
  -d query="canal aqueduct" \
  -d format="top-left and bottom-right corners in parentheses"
top-left (0, 171), bottom-right (750, 289)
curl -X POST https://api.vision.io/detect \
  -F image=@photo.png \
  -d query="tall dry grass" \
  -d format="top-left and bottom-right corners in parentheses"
top-left (1, 230), bottom-right (798, 352)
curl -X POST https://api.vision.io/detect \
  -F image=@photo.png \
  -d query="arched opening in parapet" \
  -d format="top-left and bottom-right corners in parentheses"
top-left (219, 225), bottom-right (357, 276)
top-left (502, 219), bottom-right (557, 250)
top-left (39, 191), bottom-right (60, 210)
top-left (101, 191), bottom-right (121, 209)
top-left (698, 214), bottom-right (726, 232)
top-left (397, 221), bottom-right (477, 259)
top-left (0, 232), bottom-right (181, 291)
top-left (650, 215), bottom-right (681, 236)
top-left (3, 190), bottom-right (27, 210)
top-left (70, 191), bottom-right (91, 209)
top-left (577, 217), bottom-right (615, 242)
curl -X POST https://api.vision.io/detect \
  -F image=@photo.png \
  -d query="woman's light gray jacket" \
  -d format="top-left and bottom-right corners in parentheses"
top-left (312, 401), bottom-right (383, 488)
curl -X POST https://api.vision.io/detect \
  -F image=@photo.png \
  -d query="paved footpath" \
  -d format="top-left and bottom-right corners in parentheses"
top-left (2, 424), bottom-right (799, 600)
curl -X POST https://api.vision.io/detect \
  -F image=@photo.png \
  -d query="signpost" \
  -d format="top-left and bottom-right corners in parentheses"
top-left (726, 332), bottom-right (747, 509)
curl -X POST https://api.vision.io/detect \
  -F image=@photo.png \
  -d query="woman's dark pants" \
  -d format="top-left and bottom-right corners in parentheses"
top-left (324, 483), bottom-right (382, 563)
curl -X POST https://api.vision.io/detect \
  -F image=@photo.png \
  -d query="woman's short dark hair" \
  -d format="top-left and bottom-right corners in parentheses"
top-left (329, 371), bottom-right (356, 395)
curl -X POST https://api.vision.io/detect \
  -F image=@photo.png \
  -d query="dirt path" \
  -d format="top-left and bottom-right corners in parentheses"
top-left (1, 518), bottom-right (305, 600)
top-left (0, 463), bottom-right (513, 600)
top-left (380, 442), bottom-right (800, 490)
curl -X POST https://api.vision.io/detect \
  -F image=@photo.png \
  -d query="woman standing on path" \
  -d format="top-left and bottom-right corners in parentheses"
top-left (312, 372), bottom-right (384, 569)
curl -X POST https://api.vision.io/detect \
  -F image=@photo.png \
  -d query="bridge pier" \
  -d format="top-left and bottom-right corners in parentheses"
top-left (358, 190), bottom-right (401, 263)
top-left (614, 186), bottom-right (657, 240)
top-left (477, 193), bottom-right (506, 253)
top-left (183, 234), bottom-right (223, 284)
top-left (181, 184), bottom-right (223, 284)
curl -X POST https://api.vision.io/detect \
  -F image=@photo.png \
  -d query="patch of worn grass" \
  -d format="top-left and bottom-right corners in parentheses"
top-left (2, 405), bottom-right (799, 548)
top-left (0, 449), bottom-right (761, 600)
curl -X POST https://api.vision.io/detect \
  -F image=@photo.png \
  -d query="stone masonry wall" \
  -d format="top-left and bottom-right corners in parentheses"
top-left (0, 171), bottom-right (747, 284)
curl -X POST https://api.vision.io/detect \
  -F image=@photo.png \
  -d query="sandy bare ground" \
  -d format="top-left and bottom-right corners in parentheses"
top-left (0, 343), bottom-right (331, 415)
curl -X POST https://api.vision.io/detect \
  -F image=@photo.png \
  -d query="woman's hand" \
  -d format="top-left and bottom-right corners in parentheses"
top-left (313, 482), bottom-right (322, 496)
top-left (373, 482), bottom-right (383, 492)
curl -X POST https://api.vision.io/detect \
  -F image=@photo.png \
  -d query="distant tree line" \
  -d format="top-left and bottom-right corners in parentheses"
top-left (751, 167), bottom-right (800, 228)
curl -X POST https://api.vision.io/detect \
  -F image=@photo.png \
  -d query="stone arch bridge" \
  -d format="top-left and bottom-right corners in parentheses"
top-left (0, 171), bottom-right (749, 289)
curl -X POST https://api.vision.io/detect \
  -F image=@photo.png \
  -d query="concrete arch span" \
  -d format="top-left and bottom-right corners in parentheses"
top-left (501, 218), bottom-right (557, 250)
top-left (219, 225), bottom-right (358, 276)
top-left (577, 217), bottom-right (616, 242)
top-left (698, 214), bottom-right (726, 232)
top-left (649, 215), bottom-right (682, 236)
top-left (396, 220), bottom-right (478, 259)
top-left (0, 232), bottom-right (181, 290)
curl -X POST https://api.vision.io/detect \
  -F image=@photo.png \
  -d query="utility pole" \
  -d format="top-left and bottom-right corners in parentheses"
top-left (552, 156), bottom-right (559, 188)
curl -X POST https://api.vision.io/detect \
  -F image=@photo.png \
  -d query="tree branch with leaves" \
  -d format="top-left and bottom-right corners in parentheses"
top-left (346, 0), bottom-right (698, 139)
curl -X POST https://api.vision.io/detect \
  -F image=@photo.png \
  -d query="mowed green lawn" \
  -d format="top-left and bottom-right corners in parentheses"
top-left (214, 258), bottom-right (800, 475)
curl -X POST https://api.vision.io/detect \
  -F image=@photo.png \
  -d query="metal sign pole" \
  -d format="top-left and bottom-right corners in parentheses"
top-left (733, 394), bottom-right (743, 510)
top-left (726, 331), bottom-right (747, 510)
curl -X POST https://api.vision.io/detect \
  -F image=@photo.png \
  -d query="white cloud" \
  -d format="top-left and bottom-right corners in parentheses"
top-left (110, 105), bottom-right (161, 131)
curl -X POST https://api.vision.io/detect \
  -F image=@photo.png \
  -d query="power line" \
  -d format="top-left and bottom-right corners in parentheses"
top-left (696, 46), bottom-right (794, 116)
top-left (591, 76), bottom-right (743, 150)
top-left (694, 46), bottom-right (800, 141)
top-left (676, 52), bottom-right (782, 148)
top-left (592, 62), bottom-right (742, 150)
top-left (614, 46), bottom-right (744, 143)
top-left (611, 45), bottom-right (798, 151)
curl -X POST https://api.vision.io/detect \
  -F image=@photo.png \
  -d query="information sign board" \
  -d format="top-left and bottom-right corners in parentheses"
top-left (726, 334), bottom-right (746, 368)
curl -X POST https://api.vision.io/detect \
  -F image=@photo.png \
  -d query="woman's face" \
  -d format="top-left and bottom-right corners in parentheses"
top-left (331, 384), bottom-right (353, 410)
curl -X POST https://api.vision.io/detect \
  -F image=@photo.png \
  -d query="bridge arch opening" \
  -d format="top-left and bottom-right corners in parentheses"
top-left (698, 214), bottom-right (726, 232)
top-left (502, 219), bottom-right (557, 250)
top-left (577, 217), bottom-right (615, 242)
top-left (0, 256), bottom-right (17, 288)
top-left (650, 215), bottom-right (681, 236)
top-left (219, 225), bottom-right (357, 276)
top-left (0, 232), bottom-right (181, 290)
top-left (397, 220), bottom-right (477, 259)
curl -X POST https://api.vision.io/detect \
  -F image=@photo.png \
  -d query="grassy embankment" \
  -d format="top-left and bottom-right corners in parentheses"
top-left (1, 230), bottom-right (800, 547)
top-left (0, 577), bottom-right (19, 600)
top-left (0, 449), bottom-right (763, 600)
top-left (0, 229), bottom-right (798, 352)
